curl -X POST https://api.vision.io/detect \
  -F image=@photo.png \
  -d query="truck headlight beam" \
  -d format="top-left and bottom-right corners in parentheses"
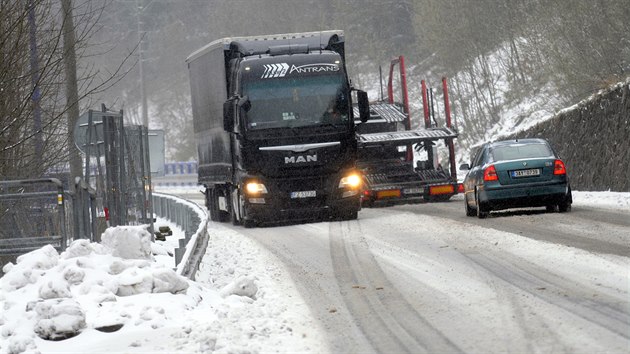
top-left (245, 182), bottom-right (268, 195)
top-left (339, 173), bottom-right (361, 189)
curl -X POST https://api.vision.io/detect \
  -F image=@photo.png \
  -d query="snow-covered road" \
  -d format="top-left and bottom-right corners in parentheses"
top-left (216, 192), bottom-right (629, 353)
top-left (1, 191), bottom-right (628, 353)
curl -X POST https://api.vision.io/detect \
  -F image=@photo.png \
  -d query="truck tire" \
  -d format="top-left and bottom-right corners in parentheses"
top-left (230, 187), bottom-right (241, 225)
top-left (242, 219), bottom-right (256, 228)
top-left (343, 210), bottom-right (358, 220)
top-left (216, 186), bottom-right (230, 222)
top-left (208, 187), bottom-right (230, 222)
top-left (207, 187), bottom-right (221, 221)
top-left (231, 187), bottom-right (257, 227)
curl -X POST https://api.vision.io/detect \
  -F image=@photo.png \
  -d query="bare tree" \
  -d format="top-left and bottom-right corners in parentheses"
top-left (0, 0), bottom-right (136, 180)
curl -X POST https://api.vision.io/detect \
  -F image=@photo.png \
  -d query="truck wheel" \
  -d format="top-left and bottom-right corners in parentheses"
top-left (208, 187), bottom-right (230, 222)
top-left (216, 186), bottom-right (230, 222)
top-left (230, 187), bottom-right (241, 225)
top-left (207, 188), bottom-right (221, 221)
top-left (343, 210), bottom-right (358, 220)
top-left (232, 187), bottom-right (257, 228)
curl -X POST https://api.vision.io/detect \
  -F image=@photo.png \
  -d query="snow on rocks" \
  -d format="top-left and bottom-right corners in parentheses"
top-left (1, 220), bottom-right (326, 354)
top-left (219, 275), bottom-right (258, 299)
top-left (101, 226), bottom-right (153, 260)
top-left (0, 226), bottom-right (191, 353)
top-left (28, 298), bottom-right (86, 340)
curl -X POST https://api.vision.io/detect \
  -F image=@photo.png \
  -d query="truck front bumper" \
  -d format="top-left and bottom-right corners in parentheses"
top-left (244, 193), bottom-right (361, 224)
top-left (240, 170), bottom-right (362, 224)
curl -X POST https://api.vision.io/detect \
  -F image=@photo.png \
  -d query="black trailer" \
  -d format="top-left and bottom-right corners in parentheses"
top-left (186, 31), bottom-right (369, 226)
top-left (356, 56), bottom-right (460, 206)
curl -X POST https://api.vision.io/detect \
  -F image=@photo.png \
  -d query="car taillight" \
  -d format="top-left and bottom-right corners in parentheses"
top-left (554, 159), bottom-right (567, 175)
top-left (483, 165), bottom-right (498, 181)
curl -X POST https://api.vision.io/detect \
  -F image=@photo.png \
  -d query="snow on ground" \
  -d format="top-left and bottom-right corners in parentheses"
top-left (0, 212), bottom-right (324, 353)
top-left (0, 190), bottom-right (627, 354)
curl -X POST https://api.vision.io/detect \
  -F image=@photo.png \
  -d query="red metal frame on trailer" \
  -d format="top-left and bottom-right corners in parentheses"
top-left (355, 55), bottom-right (461, 206)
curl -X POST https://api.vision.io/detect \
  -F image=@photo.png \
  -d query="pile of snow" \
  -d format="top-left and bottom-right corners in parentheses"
top-left (0, 224), bottom-right (323, 354)
top-left (0, 226), bottom-right (189, 353)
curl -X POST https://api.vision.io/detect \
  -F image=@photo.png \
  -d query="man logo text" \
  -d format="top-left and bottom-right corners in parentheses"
top-left (285, 155), bottom-right (317, 164)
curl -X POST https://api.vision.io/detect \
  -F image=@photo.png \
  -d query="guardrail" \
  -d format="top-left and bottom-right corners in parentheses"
top-left (152, 193), bottom-right (208, 280)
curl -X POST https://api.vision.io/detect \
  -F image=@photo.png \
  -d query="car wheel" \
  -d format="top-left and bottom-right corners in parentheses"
top-left (558, 186), bottom-right (572, 213)
top-left (475, 191), bottom-right (489, 219)
top-left (558, 198), bottom-right (572, 212)
top-left (465, 193), bottom-right (475, 217)
top-left (546, 205), bottom-right (557, 213)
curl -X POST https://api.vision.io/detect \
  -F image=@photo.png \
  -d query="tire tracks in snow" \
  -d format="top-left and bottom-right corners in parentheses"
top-left (463, 250), bottom-right (630, 340)
top-left (328, 220), bottom-right (463, 354)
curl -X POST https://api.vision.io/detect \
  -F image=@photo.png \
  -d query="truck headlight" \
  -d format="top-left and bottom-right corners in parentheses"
top-left (245, 182), bottom-right (268, 195)
top-left (338, 173), bottom-right (361, 189)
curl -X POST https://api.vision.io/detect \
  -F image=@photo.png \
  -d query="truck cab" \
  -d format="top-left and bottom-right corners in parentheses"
top-left (187, 31), bottom-right (369, 227)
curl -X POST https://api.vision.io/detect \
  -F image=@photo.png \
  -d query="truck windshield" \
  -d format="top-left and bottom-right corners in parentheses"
top-left (242, 75), bottom-right (349, 130)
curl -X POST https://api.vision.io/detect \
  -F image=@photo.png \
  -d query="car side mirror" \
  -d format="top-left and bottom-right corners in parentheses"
top-left (357, 90), bottom-right (370, 123)
top-left (459, 163), bottom-right (470, 171)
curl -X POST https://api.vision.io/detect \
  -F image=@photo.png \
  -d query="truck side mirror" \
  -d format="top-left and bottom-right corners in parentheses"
top-left (238, 95), bottom-right (251, 113)
top-left (223, 98), bottom-right (236, 132)
top-left (357, 90), bottom-right (369, 123)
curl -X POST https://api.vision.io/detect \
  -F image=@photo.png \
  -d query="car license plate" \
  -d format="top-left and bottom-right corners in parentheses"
top-left (290, 190), bottom-right (316, 198)
top-left (512, 168), bottom-right (540, 177)
top-left (403, 188), bottom-right (422, 195)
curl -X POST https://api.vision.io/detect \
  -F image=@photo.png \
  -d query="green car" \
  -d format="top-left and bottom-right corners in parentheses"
top-left (460, 138), bottom-right (572, 218)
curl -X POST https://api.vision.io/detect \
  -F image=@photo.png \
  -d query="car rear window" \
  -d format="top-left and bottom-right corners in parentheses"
top-left (490, 143), bottom-right (553, 162)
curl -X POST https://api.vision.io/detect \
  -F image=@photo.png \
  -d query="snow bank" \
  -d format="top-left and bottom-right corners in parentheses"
top-left (0, 226), bottom-right (190, 354)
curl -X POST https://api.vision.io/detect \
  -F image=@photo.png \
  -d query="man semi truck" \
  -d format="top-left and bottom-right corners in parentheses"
top-left (186, 30), bottom-right (369, 227)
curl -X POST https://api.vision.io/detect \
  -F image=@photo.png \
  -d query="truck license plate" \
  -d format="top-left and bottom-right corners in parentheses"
top-left (403, 188), bottom-right (422, 195)
top-left (512, 168), bottom-right (540, 177)
top-left (290, 190), bottom-right (316, 198)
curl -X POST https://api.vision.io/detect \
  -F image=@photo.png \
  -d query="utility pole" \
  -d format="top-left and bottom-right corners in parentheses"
top-left (136, 0), bottom-right (148, 127)
top-left (61, 0), bottom-right (83, 184)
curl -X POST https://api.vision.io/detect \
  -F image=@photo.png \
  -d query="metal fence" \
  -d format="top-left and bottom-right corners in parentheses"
top-left (0, 178), bottom-right (97, 263)
top-left (78, 105), bottom-right (153, 232)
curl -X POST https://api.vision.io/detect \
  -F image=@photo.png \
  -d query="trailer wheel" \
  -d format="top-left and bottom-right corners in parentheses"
top-left (207, 187), bottom-right (221, 221)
